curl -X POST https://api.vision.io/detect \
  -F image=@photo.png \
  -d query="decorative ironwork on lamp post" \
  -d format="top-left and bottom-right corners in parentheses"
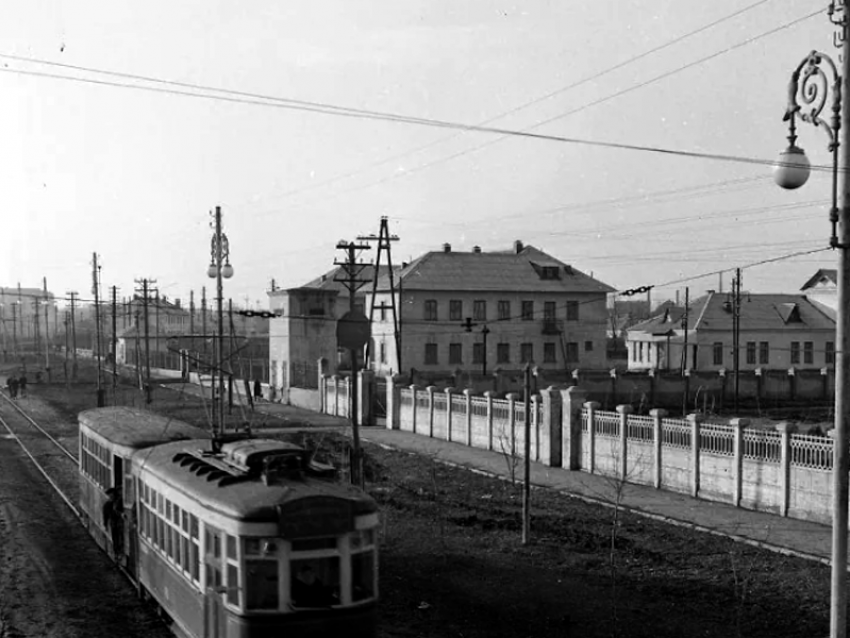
top-left (208, 205), bottom-right (234, 440)
top-left (773, 4), bottom-right (850, 637)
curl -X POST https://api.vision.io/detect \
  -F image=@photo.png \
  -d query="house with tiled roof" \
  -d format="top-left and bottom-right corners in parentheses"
top-left (367, 240), bottom-right (615, 375)
top-left (626, 291), bottom-right (836, 372)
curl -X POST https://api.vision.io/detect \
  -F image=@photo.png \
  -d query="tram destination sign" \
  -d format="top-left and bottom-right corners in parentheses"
top-left (277, 496), bottom-right (354, 538)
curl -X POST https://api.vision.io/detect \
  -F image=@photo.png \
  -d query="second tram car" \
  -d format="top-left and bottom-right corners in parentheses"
top-left (77, 407), bottom-right (379, 638)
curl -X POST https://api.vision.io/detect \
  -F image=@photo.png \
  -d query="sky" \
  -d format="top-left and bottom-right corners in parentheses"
top-left (0, 0), bottom-right (839, 310)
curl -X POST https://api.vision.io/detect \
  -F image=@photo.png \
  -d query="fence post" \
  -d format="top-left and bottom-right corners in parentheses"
top-left (385, 374), bottom-right (400, 430)
top-left (585, 401), bottom-right (600, 474)
top-left (650, 408), bottom-right (667, 489)
top-left (359, 369), bottom-right (374, 426)
top-left (427, 386), bottom-right (436, 437)
top-left (410, 385), bottom-right (418, 434)
top-left (331, 375), bottom-right (340, 416)
top-left (730, 418), bottom-right (749, 507)
top-left (531, 394), bottom-right (540, 461)
top-left (560, 387), bottom-right (587, 471)
top-left (506, 393), bottom-right (518, 457)
top-left (616, 405), bottom-right (633, 481)
top-left (540, 386), bottom-right (562, 467)
top-left (687, 413), bottom-right (704, 498)
top-left (775, 421), bottom-right (795, 517)
top-left (484, 390), bottom-right (494, 450)
top-left (445, 387), bottom-right (455, 442)
top-left (464, 389), bottom-right (473, 446)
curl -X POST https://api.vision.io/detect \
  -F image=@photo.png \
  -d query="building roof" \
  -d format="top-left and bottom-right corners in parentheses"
top-left (298, 264), bottom-right (397, 295)
top-left (801, 269), bottom-right (838, 291)
top-left (373, 242), bottom-right (615, 294)
top-left (628, 292), bottom-right (835, 335)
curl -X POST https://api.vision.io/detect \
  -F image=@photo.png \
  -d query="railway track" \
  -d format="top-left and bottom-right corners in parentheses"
top-left (0, 391), bottom-right (80, 517)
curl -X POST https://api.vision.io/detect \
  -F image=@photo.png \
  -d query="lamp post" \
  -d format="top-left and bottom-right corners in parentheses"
top-left (773, 6), bottom-right (849, 636)
top-left (207, 205), bottom-right (234, 440)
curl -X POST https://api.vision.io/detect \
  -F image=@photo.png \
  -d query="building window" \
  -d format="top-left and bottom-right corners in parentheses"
top-left (712, 342), bottom-right (723, 366)
top-left (472, 342), bottom-right (484, 364)
top-left (790, 342), bottom-right (800, 365)
top-left (804, 341), bottom-right (814, 364)
top-left (521, 301), bottom-right (534, 321)
top-left (424, 300), bottom-right (438, 321)
top-left (543, 302), bottom-right (556, 320)
top-left (746, 342), bottom-right (756, 365)
top-left (827, 341), bottom-right (836, 364)
top-left (473, 300), bottom-right (487, 321)
top-left (497, 300), bottom-right (511, 321)
top-left (520, 343), bottom-right (533, 363)
top-left (584, 341), bottom-right (593, 352)
top-left (497, 343), bottom-right (510, 364)
top-left (543, 343), bottom-right (556, 363)
top-left (565, 342), bottom-right (579, 363)
top-left (449, 343), bottom-right (462, 364)
top-left (759, 341), bottom-right (769, 365)
top-left (449, 300), bottom-right (462, 321)
top-left (424, 343), bottom-right (438, 365)
top-left (566, 301), bottom-right (579, 322)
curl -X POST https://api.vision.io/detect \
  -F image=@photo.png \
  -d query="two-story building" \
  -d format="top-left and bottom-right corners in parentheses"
top-left (367, 240), bottom-right (615, 376)
top-left (626, 291), bottom-right (836, 372)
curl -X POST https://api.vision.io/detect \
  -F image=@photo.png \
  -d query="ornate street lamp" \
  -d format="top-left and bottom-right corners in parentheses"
top-left (773, 6), bottom-right (850, 636)
top-left (208, 205), bottom-right (234, 439)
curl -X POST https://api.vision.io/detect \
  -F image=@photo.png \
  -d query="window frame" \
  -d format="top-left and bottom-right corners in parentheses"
top-left (424, 299), bottom-right (438, 321)
top-left (449, 300), bottom-right (462, 322)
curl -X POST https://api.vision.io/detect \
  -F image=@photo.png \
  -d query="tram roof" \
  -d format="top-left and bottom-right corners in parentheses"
top-left (79, 407), bottom-right (211, 448)
top-left (133, 438), bottom-right (377, 523)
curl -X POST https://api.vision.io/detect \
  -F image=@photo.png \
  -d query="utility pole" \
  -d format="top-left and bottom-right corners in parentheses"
top-left (63, 312), bottom-right (69, 385)
top-left (461, 316), bottom-right (491, 375)
top-left (208, 206), bottom-right (234, 440)
top-left (189, 289), bottom-right (195, 337)
top-left (155, 290), bottom-right (161, 371)
top-left (335, 239), bottom-right (372, 488)
top-left (680, 287), bottom-right (689, 417)
top-left (67, 291), bottom-right (78, 380)
top-left (522, 363), bottom-right (532, 545)
top-left (11, 302), bottom-right (17, 358)
top-left (43, 278), bottom-right (50, 382)
top-left (112, 286), bottom-right (118, 397)
top-left (201, 286), bottom-right (208, 369)
top-left (135, 278), bottom-right (156, 403)
top-left (93, 254), bottom-right (105, 406)
top-left (17, 282), bottom-right (23, 348)
top-left (32, 296), bottom-right (41, 363)
top-left (357, 216), bottom-right (401, 371)
top-left (732, 269), bottom-right (742, 413)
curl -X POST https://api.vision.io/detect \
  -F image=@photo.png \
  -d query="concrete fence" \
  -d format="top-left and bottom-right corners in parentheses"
top-left (382, 376), bottom-right (837, 526)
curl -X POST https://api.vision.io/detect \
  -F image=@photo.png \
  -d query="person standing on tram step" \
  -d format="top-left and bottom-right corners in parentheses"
top-left (18, 373), bottom-right (27, 398)
top-left (102, 488), bottom-right (125, 559)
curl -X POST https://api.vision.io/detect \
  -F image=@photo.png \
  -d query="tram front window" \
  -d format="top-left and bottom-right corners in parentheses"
top-left (290, 558), bottom-right (339, 608)
top-left (246, 560), bottom-right (279, 610)
top-left (351, 550), bottom-right (375, 602)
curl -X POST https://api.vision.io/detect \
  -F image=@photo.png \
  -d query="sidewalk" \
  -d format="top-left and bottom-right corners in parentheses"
top-left (165, 381), bottom-right (842, 567)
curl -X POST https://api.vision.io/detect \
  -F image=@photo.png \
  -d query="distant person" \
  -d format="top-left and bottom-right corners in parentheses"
top-left (8, 376), bottom-right (18, 400)
top-left (18, 373), bottom-right (27, 397)
top-left (102, 488), bottom-right (125, 559)
top-left (254, 379), bottom-right (262, 400)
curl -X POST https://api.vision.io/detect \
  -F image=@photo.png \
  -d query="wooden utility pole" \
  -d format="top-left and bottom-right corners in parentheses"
top-left (680, 287), bottom-right (690, 416)
top-left (32, 296), bottom-right (41, 363)
top-left (63, 312), bottom-right (69, 385)
top-left (43, 278), bottom-right (51, 381)
top-left (112, 286), bottom-right (118, 397)
top-left (201, 286), bottom-right (208, 368)
top-left (93, 254), bottom-right (105, 406)
top-left (67, 291), bottom-right (78, 380)
top-left (135, 278), bottom-right (156, 403)
top-left (522, 363), bottom-right (532, 545)
top-left (732, 269), bottom-right (742, 413)
top-left (335, 239), bottom-right (372, 488)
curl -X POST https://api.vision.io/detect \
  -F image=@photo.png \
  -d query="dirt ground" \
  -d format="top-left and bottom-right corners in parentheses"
top-left (1, 359), bottom-right (838, 637)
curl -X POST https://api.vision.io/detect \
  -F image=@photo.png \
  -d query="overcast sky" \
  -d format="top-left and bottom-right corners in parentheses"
top-left (0, 0), bottom-right (836, 309)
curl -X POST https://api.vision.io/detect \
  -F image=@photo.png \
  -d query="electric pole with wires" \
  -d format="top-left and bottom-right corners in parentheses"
top-left (335, 239), bottom-right (372, 488)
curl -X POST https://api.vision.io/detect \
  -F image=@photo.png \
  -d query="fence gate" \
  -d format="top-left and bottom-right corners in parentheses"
top-left (372, 377), bottom-right (387, 422)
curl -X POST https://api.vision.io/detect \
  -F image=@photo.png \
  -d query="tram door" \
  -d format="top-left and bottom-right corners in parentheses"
top-left (204, 526), bottom-right (226, 638)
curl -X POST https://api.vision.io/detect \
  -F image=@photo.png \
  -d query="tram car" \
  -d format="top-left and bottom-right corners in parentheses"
top-left (77, 407), bottom-right (379, 638)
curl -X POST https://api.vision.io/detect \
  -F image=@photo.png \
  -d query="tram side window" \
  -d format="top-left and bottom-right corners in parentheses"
top-left (204, 528), bottom-right (223, 592)
top-left (245, 538), bottom-right (279, 611)
top-left (350, 529), bottom-right (376, 603)
top-left (225, 534), bottom-right (240, 607)
top-left (290, 556), bottom-right (340, 608)
top-left (190, 515), bottom-right (200, 584)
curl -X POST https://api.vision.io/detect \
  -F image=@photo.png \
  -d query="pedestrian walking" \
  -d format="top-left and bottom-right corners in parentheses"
top-left (18, 373), bottom-right (27, 398)
top-left (9, 376), bottom-right (19, 400)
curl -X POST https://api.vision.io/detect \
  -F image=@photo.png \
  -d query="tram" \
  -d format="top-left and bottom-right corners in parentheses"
top-left (77, 406), bottom-right (379, 638)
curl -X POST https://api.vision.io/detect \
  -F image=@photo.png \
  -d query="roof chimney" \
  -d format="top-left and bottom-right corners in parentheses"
top-left (514, 240), bottom-right (524, 254)
top-left (473, 246), bottom-right (481, 253)
top-left (443, 243), bottom-right (451, 253)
